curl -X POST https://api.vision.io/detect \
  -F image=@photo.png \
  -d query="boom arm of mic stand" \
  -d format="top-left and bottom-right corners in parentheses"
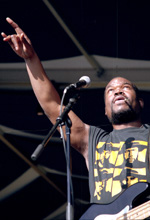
top-left (31, 94), bottom-right (79, 161)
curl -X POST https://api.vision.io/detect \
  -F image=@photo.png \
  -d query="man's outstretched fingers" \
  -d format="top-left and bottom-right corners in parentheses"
top-left (6, 17), bottom-right (24, 35)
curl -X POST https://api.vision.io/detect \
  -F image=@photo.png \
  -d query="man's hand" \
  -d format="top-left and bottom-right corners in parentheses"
top-left (1, 17), bottom-right (35, 60)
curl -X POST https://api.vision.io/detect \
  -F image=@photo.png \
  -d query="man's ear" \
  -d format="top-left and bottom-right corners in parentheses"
top-left (139, 98), bottom-right (144, 109)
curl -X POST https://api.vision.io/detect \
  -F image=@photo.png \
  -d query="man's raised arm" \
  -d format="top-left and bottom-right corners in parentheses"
top-left (1, 18), bottom-right (89, 166)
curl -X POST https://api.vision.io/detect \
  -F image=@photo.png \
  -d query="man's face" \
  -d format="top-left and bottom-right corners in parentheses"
top-left (104, 77), bottom-right (143, 124)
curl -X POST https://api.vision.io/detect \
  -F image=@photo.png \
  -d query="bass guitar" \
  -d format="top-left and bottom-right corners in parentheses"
top-left (79, 182), bottom-right (150, 220)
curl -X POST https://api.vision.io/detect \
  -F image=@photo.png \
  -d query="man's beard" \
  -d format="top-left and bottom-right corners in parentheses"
top-left (109, 108), bottom-right (139, 125)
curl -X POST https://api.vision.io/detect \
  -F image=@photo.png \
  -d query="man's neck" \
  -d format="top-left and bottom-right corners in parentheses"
top-left (113, 120), bottom-right (143, 130)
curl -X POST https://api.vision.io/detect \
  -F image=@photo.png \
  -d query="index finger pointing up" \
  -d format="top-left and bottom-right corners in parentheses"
top-left (6, 17), bottom-right (24, 35)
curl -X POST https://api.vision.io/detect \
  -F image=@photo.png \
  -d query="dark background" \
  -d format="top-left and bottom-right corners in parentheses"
top-left (1, 0), bottom-right (150, 62)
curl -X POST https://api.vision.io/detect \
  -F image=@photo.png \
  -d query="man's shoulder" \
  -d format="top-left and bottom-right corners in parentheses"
top-left (143, 124), bottom-right (150, 129)
top-left (89, 125), bottom-right (110, 137)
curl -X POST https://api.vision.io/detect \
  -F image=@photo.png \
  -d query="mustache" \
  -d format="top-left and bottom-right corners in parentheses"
top-left (112, 95), bottom-right (133, 111)
top-left (112, 94), bottom-right (128, 103)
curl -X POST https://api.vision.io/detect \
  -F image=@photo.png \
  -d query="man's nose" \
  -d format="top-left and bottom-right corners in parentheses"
top-left (114, 87), bottom-right (123, 95)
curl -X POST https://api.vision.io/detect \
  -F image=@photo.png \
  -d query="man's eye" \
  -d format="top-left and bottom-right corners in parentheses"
top-left (107, 88), bottom-right (113, 93)
top-left (123, 85), bottom-right (131, 90)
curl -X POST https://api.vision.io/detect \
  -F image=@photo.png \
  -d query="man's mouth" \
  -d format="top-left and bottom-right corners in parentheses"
top-left (113, 95), bottom-right (128, 104)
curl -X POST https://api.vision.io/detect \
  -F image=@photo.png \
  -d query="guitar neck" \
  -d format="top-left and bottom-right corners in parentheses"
top-left (117, 200), bottom-right (150, 220)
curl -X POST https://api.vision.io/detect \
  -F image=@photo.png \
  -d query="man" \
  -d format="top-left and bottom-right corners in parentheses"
top-left (1, 18), bottom-right (150, 219)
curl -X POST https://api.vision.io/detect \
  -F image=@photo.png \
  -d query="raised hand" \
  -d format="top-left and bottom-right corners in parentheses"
top-left (1, 17), bottom-right (35, 60)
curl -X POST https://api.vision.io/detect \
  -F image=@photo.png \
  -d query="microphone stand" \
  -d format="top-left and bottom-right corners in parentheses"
top-left (31, 93), bottom-right (80, 220)
top-left (65, 116), bottom-right (74, 220)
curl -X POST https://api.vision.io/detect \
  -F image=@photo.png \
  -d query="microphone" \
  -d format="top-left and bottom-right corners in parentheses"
top-left (65, 76), bottom-right (91, 92)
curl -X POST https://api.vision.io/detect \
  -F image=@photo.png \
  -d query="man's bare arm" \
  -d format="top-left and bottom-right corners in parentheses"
top-left (1, 17), bottom-right (90, 164)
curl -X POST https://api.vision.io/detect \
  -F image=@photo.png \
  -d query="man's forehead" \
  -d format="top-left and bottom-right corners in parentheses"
top-left (106, 77), bottom-right (132, 89)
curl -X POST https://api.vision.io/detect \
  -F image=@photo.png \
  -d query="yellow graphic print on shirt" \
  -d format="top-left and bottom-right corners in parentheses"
top-left (94, 140), bottom-right (148, 200)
